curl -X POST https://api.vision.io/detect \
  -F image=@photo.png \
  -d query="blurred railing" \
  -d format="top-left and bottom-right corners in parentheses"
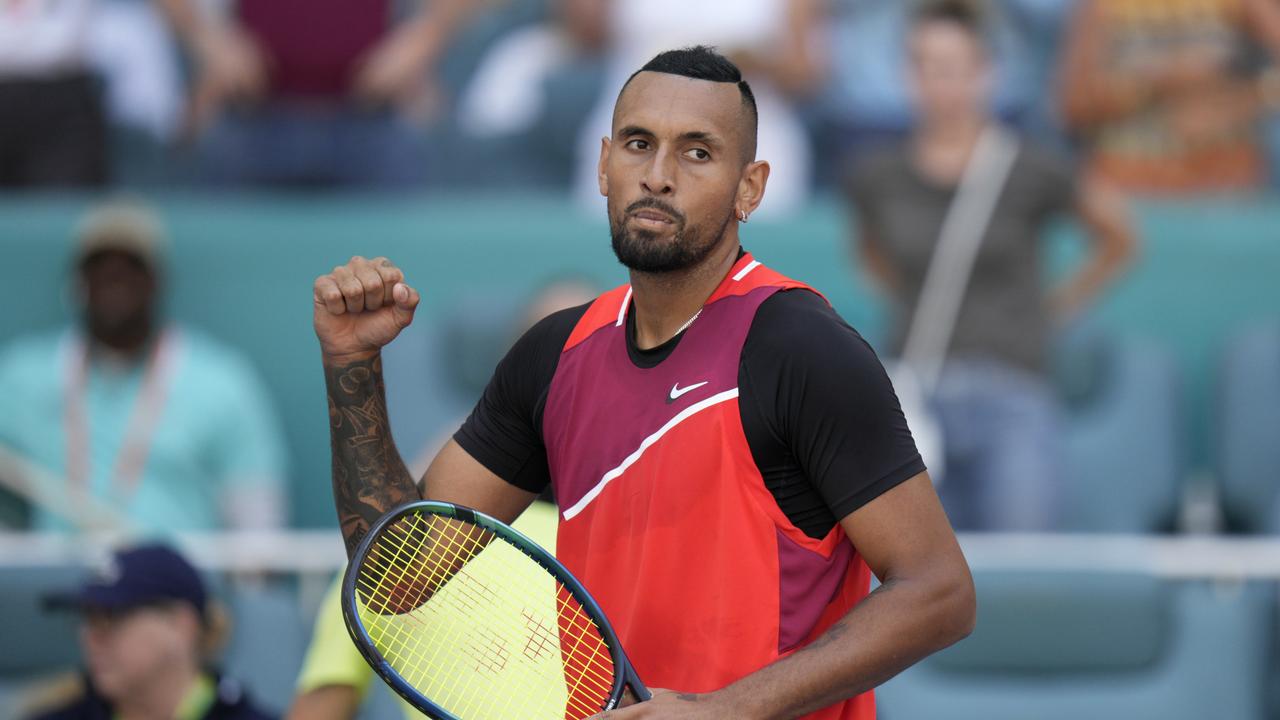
top-left (2, 531), bottom-right (1279, 579)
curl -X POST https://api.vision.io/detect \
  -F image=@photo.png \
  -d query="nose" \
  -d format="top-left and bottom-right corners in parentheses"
top-left (640, 147), bottom-right (676, 196)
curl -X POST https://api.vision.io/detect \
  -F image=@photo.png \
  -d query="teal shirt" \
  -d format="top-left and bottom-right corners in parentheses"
top-left (0, 327), bottom-right (286, 533)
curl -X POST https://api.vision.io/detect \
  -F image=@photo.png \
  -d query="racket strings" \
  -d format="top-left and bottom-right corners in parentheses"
top-left (355, 510), bottom-right (618, 719)
top-left (359, 517), bottom-right (618, 717)
top-left (361, 519), bottom-right (616, 720)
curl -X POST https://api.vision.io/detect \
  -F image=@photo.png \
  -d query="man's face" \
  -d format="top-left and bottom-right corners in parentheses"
top-left (600, 72), bottom-right (750, 273)
top-left (909, 21), bottom-right (991, 121)
top-left (79, 250), bottom-right (157, 343)
top-left (79, 604), bottom-right (196, 699)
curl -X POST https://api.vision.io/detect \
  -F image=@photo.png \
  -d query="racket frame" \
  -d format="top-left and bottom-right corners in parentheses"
top-left (341, 500), bottom-right (650, 720)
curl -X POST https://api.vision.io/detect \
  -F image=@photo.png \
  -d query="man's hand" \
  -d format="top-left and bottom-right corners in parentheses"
top-left (313, 256), bottom-right (420, 362)
top-left (589, 689), bottom-right (753, 720)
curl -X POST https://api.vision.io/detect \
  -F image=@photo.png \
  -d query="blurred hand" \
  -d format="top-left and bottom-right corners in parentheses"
top-left (313, 256), bottom-right (421, 362)
top-left (187, 24), bottom-right (268, 133)
top-left (351, 20), bottom-right (440, 108)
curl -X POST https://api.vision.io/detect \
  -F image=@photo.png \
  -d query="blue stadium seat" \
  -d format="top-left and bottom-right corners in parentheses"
top-left (0, 565), bottom-right (84, 714)
top-left (221, 582), bottom-right (309, 716)
top-left (1217, 320), bottom-right (1280, 534)
top-left (1056, 331), bottom-right (1182, 532)
top-left (877, 572), bottom-right (1272, 720)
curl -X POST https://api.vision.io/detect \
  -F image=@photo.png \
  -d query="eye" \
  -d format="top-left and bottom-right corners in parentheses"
top-left (625, 139), bottom-right (650, 151)
top-left (685, 148), bottom-right (711, 161)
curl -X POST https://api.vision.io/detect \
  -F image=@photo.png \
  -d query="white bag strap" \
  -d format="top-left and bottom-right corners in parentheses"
top-left (900, 125), bottom-right (1021, 393)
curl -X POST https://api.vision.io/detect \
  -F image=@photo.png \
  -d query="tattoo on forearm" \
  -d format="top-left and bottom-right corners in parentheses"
top-left (325, 355), bottom-right (417, 557)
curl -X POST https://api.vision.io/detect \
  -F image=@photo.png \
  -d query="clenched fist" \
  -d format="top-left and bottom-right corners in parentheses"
top-left (313, 256), bottom-right (421, 362)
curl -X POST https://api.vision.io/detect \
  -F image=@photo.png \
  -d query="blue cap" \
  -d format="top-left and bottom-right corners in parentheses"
top-left (48, 544), bottom-right (207, 615)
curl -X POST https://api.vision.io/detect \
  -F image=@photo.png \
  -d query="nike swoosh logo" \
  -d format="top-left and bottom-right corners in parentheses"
top-left (667, 380), bottom-right (709, 403)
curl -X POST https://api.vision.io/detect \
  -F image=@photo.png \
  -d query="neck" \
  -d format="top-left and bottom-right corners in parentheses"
top-left (628, 236), bottom-right (741, 350)
top-left (88, 326), bottom-right (154, 360)
top-left (113, 664), bottom-right (201, 720)
top-left (918, 114), bottom-right (986, 148)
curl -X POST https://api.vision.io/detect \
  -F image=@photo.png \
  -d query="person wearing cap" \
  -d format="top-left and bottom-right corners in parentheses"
top-left (0, 199), bottom-right (287, 533)
top-left (22, 543), bottom-right (276, 720)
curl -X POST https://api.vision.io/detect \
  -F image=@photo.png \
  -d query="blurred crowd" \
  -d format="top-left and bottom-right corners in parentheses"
top-left (2, 0), bottom-right (1280, 196)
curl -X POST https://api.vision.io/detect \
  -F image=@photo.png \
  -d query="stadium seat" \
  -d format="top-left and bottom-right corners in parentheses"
top-left (1056, 330), bottom-right (1183, 533)
top-left (877, 572), bottom-right (1272, 720)
top-left (0, 565), bottom-right (84, 714)
top-left (1217, 320), bottom-right (1280, 534)
top-left (221, 581), bottom-right (310, 716)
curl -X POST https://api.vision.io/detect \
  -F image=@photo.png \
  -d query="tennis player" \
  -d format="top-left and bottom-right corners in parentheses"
top-left (315, 46), bottom-right (975, 720)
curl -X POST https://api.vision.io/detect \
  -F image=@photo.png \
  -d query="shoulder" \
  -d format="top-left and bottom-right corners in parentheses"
top-left (1012, 139), bottom-right (1078, 183)
top-left (19, 674), bottom-right (98, 720)
top-left (845, 143), bottom-right (911, 195)
top-left (504, 302), bottom-right (592, 369)
top-left (0, 329), bottom-right (67, 371)
top-left (175, 328), bottom-right (261, 383)
top-left (745, 289), bottom-right (883, 375)
top-left (749, 289), bottom-right (869, 349)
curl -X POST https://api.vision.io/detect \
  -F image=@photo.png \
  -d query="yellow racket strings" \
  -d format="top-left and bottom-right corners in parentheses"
top-left (355, 511), bottom-right (617, 719)
top-left (358, 513), bottom-right (615, 719)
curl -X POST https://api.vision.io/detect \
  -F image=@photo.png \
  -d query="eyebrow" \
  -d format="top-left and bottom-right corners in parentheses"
top-left (617, 125), bottom-right (724, 147)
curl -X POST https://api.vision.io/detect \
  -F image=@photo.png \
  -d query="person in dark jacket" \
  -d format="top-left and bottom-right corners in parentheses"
top-left (24, 544), bottom-right (275, 720)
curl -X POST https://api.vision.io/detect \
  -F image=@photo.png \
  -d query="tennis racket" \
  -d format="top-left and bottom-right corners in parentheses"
top-left (342, 500), bottom-right (651, 719)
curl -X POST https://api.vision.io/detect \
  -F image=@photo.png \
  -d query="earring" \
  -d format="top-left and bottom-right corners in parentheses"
top-left (739, 210), bottom-right (749, 223)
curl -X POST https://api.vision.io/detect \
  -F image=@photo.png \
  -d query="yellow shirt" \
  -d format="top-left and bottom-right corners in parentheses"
top-left (294, 501), bottom-right (559, 719)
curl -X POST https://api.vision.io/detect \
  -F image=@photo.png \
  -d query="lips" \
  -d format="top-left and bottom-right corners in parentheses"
top-left (631, 209), bottom-right (675, 224)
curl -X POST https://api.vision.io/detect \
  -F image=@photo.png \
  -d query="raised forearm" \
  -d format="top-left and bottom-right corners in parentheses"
top-left (716, 574), bottom-right (974, 720)
top-left (325, 353), bottom-right (420, 557)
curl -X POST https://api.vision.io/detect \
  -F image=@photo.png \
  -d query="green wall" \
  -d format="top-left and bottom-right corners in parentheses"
top-left (2, 194), bottom-right (1277, 527)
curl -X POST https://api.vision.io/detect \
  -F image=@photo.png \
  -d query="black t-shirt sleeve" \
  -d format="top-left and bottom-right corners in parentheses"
top-left (741, 290), bottom-right (925, 523)
top-left (453, 304), bottom-right (587, 493)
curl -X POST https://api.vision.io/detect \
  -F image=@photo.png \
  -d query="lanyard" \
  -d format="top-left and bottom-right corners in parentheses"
top-left (62, 327), bottom-right (181, 505)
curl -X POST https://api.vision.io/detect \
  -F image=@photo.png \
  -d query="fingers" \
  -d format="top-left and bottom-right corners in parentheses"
top-left (314, 256), bottom-right (414, 315)
top-left (313, 275), bottom-right (346, 315)
top-left (331, 265), bottom-right (365, 314)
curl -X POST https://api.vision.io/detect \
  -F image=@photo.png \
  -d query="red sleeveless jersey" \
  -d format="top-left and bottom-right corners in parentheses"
top-left (543, 254), bottom-right (875, 719)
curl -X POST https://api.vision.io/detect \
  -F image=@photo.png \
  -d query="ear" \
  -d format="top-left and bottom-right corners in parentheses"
top-left (597, 136), bottom-right (611, 198)
top-left (736, 160), bottom-right (770, 220)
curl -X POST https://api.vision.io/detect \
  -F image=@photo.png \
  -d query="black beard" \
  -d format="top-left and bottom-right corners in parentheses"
top-left (609, 199), bottom-right (733, 274)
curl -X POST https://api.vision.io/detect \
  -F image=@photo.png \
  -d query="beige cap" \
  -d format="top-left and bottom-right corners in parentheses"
top-left (73, 199), bottom-right (167, 269)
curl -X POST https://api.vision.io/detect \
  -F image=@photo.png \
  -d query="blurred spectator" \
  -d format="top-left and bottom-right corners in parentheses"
top-left (1059, 0), bottom-right (1280, 194)
top-left (194, 0), bottom-right (479, 189)
top-left (572, 0), bottom-right (828, 217)
top-left (845, 0), bottom-right (1136, 531)
top-left (21, 543), bottom-right (275, 720)
top-left (0, 0), bottom-right (256, 187)
top-left (811, 0), bottom-right (1074, 185)
top-left (457, 0), bottom-right (608, 139)
top-left (0, 199), bottom-right (286, 534)
top-left (450, 0), bottom-right (609, 186)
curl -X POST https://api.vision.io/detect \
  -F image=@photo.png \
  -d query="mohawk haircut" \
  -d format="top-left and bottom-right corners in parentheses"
top-left (618, 45), bottom-right (759, 162)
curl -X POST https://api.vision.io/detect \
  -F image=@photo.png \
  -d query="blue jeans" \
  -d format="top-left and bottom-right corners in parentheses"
top-left (199, 104), bottom-right (427, 189)
top-left (931, 358), bottom-right (1060, 531)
